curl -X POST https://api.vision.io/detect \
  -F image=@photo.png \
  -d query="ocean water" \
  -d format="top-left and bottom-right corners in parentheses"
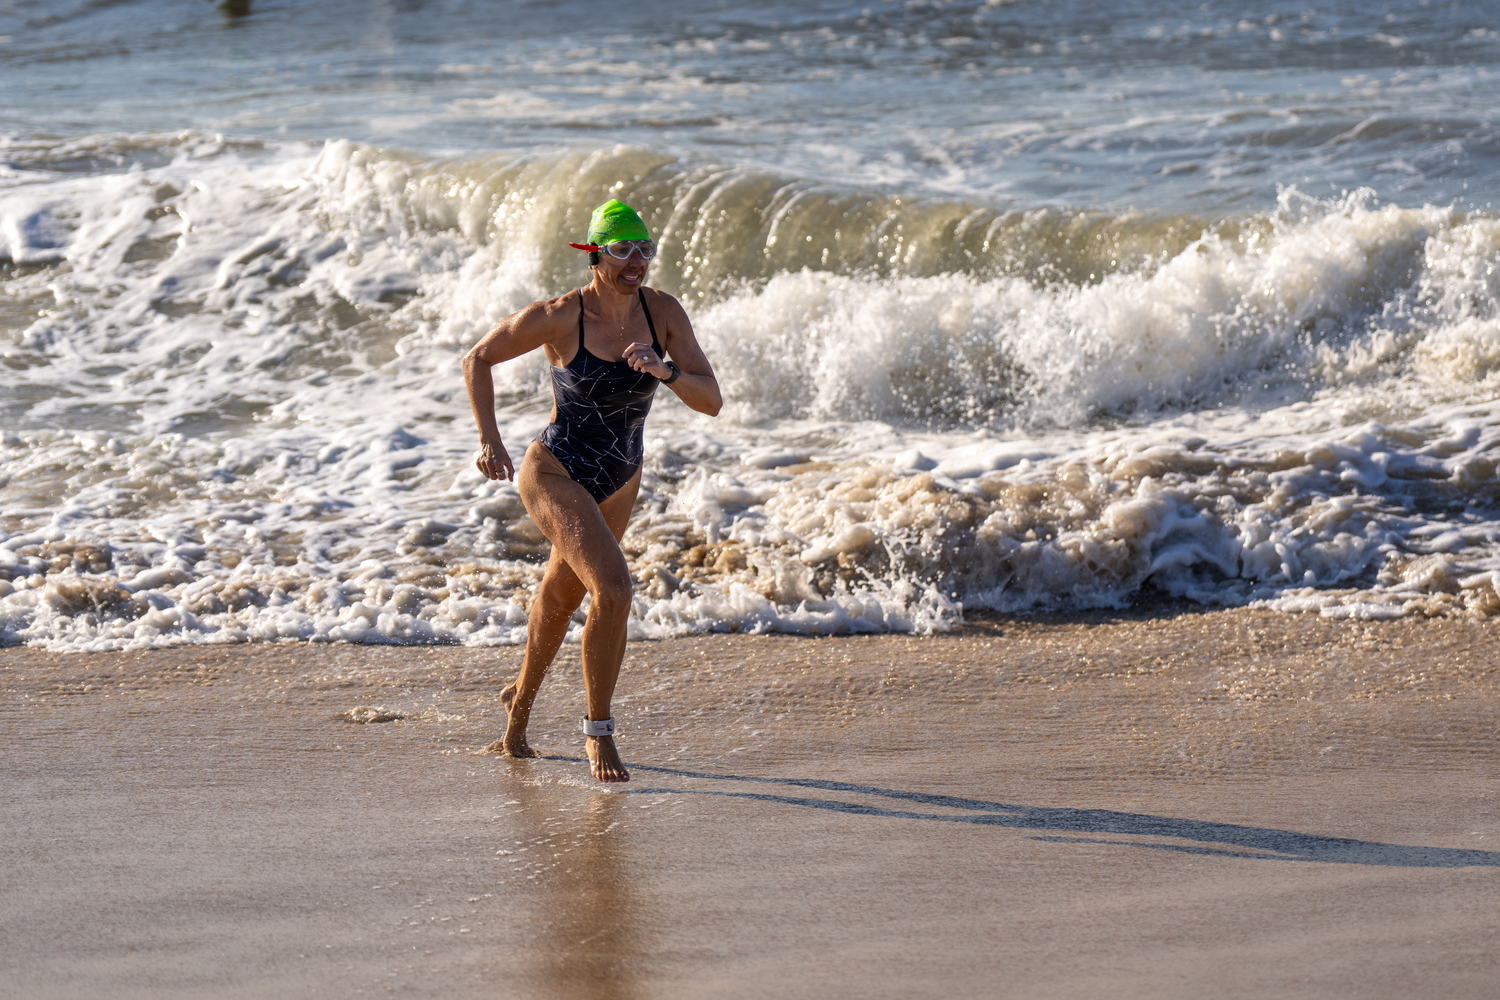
top-left (4, 0), bottom-right (1500, 650)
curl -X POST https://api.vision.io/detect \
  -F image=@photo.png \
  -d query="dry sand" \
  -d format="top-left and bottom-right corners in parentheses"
top-left (3, 605), bottom-right (1498, 999)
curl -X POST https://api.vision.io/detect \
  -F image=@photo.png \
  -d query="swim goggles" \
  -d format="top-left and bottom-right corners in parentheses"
top-left (568, 239), bottom-right (658, 260)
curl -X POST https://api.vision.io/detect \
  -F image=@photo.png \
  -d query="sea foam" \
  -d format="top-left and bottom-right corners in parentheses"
top-left (4, 136), bottom-right (1500, 649)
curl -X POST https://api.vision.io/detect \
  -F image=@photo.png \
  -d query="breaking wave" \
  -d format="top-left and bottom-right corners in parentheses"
top-left (4, 135), bottom-right (1500, 649)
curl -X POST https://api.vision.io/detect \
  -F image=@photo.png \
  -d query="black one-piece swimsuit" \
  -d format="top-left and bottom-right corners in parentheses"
top-left (536, 289), bottom-right (662, 503)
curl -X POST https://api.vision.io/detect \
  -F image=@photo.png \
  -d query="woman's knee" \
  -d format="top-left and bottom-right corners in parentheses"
top-left (589, 571), bottom-right (635, 616)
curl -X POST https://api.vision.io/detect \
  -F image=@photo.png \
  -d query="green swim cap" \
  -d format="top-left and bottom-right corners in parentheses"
top-left (587, 199), bottom-right (650, 245)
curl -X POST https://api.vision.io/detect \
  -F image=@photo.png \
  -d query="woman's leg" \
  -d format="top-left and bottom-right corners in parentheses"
top-left (500, 441), bottom-right (639, 780)
top-left (494, 543), bottom-right (585, 759)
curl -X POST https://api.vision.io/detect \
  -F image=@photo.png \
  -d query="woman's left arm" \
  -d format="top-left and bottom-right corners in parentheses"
top-left (625, 291), bottom-right (722, 416)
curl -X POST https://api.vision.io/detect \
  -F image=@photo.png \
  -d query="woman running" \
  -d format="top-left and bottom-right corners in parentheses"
top-left (463, 200), bottom-right (721, 782)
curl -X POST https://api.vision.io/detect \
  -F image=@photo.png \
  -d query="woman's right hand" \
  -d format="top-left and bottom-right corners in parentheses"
top-left (476, 440), bottom-right (515, 482)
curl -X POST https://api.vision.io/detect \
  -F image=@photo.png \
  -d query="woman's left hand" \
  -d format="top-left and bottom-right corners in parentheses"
top-left (623, 341), bottom-right (672, 379)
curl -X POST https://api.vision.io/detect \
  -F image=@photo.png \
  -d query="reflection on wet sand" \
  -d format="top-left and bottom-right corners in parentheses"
top-left (504, 778), bottom-right (645, 1000)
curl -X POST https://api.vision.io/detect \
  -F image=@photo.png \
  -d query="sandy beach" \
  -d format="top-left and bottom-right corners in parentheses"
top-left (9, 4), bottom-right (1500, 997)
top-left (3, 606), bottom-right (1498, 999)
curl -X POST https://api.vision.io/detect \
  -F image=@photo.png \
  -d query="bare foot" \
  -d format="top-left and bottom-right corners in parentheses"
top-left (586, 735), bottom-right (629, 782)
top-left (496, 683), bottom-right (538, 758)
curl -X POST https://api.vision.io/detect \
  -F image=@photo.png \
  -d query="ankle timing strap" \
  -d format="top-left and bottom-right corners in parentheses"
top-left (582, 717), bottom-right (615, 737)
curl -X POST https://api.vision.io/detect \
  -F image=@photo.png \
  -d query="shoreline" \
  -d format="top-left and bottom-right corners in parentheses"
top-left (4, 605), bottom-right (1498, 998)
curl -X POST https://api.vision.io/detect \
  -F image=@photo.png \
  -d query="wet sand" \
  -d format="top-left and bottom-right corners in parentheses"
top-left (3, 606), bottom-right (1498, 999)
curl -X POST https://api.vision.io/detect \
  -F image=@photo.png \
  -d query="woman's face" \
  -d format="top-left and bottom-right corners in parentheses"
top-left (595, 245), bottom-right (649, 293)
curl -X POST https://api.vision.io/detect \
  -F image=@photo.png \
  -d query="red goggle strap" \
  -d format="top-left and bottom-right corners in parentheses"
top-left (568, 242), bottom-right (600, 252)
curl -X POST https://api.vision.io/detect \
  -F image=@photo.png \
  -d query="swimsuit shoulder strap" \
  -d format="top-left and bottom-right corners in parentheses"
top-left (577, 288), bottom-right (586, 353)
top-left (638, 288), bottom-right (661, 355)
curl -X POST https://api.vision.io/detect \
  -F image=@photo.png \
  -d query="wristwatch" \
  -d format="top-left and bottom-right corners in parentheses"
top-left (660, 361), bottom-right (681, 384)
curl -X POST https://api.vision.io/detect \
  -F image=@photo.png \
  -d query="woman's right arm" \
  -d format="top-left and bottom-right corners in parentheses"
top-left (463, 299), bottom-right (567, 482)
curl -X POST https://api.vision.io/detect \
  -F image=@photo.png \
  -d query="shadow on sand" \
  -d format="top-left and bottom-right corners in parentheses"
top-left (605, 764), bottom-right (1500, 868)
